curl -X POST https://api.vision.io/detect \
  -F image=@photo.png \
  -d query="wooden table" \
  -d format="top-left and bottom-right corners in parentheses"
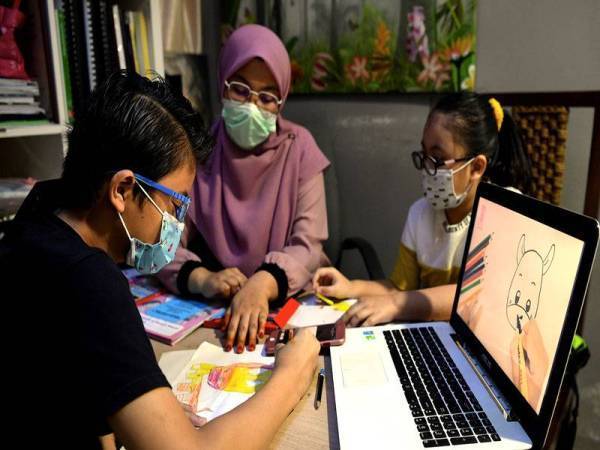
top-left (151, 327), bottom-right (340, 450)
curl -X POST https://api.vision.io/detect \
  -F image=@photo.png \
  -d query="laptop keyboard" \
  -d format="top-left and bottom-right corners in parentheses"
top-left (384, 327), bottom-right (501, 447)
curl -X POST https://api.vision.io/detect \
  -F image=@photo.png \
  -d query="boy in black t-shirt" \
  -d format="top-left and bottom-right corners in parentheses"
top-left (1, 72), bottom-right (319, 449)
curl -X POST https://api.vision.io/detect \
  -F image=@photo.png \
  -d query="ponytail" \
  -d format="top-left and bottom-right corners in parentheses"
top-left (488, 110), bottom-right (532, 191)
top-left (430, 92), bottom-right (532, 193)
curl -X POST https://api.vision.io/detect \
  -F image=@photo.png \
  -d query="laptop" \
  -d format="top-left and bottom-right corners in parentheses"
top-left (330, 182), bottom-right (598, 449)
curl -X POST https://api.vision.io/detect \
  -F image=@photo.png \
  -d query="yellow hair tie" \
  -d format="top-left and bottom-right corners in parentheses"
top-left (488, 97), bottom-right (504, 131)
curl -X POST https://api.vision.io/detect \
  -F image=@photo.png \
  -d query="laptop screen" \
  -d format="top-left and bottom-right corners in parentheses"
top-left (456, 197), bottom-right (585, 413)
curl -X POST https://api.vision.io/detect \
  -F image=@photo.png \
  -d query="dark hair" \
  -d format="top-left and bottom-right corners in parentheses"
top-left (62, 71), bottom-right (213, 209)
top-left (430, 92), bottom-right (532, 192)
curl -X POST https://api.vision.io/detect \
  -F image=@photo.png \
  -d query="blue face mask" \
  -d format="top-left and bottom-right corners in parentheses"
top-left (118, 175), bottom-right (187, 275)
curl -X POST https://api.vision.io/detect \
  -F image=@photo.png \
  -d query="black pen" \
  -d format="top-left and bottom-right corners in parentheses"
top-left (314, 368), bottom-right (325, 409)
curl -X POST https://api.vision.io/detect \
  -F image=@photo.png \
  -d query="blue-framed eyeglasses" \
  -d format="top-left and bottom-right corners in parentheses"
top-left (134, 173), bottom-right (191, 222)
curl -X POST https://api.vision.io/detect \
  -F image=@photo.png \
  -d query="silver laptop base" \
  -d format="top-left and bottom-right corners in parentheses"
top-left (452, 334), bottom-right (517, 422)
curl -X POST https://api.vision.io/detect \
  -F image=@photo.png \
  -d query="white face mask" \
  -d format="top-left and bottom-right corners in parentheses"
top-left (421, 159), bottom-right (474, 210)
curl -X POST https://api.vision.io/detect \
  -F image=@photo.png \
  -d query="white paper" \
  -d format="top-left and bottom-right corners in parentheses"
top-left (159, 350), bottom-right (196, 384)
top-left (287, 299), bottom-right (356, 328)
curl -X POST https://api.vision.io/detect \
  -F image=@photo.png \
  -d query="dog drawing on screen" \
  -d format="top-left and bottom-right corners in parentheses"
top-left (507, 234), bottom-right (552, 409)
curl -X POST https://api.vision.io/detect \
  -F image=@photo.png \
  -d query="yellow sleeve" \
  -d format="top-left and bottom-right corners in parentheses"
top-left (389, 243), bottom-right (420, 291)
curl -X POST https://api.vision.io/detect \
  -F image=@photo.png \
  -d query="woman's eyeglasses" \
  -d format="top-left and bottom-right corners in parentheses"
top-left (411, 151), bottom-right (472, 176)
top-left (224, 80), bottom-right (282, 111)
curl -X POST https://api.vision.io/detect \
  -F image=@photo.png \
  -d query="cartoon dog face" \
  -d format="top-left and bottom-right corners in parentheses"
top-left (506, 235), bottom-right (555, 333)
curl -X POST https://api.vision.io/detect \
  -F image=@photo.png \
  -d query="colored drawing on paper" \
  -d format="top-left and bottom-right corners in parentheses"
top-left (172, 342), bottom-right (274, 423)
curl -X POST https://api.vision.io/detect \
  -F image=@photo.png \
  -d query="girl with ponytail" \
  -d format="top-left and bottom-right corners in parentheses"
top-left (312, 92), bottom-right (532, 327)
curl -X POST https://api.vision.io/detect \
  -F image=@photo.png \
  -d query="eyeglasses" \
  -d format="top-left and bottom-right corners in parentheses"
top-left (224, 80), bottom-right (282, 111)
top-left (134, 173), bottom-right (191, 222)
top-left (411, 151), bottom-right (472, 176)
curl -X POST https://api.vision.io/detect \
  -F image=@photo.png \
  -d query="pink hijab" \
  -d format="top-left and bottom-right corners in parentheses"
top-left (189, 25), bottom-right (330, 276)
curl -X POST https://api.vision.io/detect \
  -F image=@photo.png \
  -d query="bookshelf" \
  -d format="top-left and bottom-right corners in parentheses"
top-left (0, 0), bottom-right (165, 182)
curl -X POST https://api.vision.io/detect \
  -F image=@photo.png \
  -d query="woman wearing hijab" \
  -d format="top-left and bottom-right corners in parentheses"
top-left (158, 25), bottom-right (330, 353)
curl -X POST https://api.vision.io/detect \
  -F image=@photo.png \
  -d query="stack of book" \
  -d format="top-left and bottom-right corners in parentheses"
top-left (55, 0), bottom-right (155, 122)
top-left (0, 79), bottom-right (47, 126)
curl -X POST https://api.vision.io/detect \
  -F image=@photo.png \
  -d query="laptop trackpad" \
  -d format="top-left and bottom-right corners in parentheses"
top-left (340, 351), bottom-right (388, 388)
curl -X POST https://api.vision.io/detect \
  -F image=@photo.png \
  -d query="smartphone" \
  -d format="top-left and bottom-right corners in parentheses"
top-left (265, 320), bottom-right (346, 356)
top-left (315, 319), bottom-right (346, 347)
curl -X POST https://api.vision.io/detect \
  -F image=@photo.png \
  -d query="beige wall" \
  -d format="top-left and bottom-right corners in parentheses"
top-left (476, 0), bottom-right (600, 93)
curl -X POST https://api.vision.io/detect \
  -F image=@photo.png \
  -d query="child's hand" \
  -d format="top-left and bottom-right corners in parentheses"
top-left (274, 327), bottom-right (320, 403)
top-left (312, 267), bottom-right (354, 299)
top-left (456, 291), bottom-right (483, 331)
top-left (342, 296), bottom-right (400, 327)
top-left (181, 402), bottom-right (207, 428)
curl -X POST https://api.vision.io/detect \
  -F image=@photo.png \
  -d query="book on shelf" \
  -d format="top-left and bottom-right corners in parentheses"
top-left (92, 0), bottom-right (120, 83)
top-left (55, 1), bottom-right (74, 123)
top-left (0, 119), bottom-right (49, 128)
top-left (0, 78), bottom-right (46, 123)
top-left (54, 1), bottom-right (156, 122)
top-left (0, 104), bottom-right (44, 115)
top-left (132, 11), bottom-right (152, 78)
top-left (127, 11), bottom-right (140, 73)
top-left (122, 269), bottom-right (226, 346)
top-left (62, 0), bottom-right (90, 120)
top-left (0, 95), bottom-right (36, 105)
top-left (119, 8), bottom-right (136, 72)
top-left (0, 78), bottom-right (39, 95)
top-left (112, 4), bottom-right (126, 70)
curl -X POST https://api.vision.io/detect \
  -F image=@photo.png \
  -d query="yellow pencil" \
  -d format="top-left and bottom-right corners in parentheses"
top-left (316, 292), bottom-right (351, 312)
top-left (316, 292), bottom-right (334, 306)
top-left (517, 334), bottom-right (528, 399)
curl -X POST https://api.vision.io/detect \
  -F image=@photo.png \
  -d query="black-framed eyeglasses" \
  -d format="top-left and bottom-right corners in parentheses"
top-left (224, 80), bottom-right (282, 111)
top-left (411, 151), bottom-right (472, 176)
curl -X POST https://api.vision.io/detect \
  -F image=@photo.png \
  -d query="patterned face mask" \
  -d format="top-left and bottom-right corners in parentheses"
top-left (118, 176), bottom-right (186, 274)
top-left (421, 159), bottom-right (474, 210)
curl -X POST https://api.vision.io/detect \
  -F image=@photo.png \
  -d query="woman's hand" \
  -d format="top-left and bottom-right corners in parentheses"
top-left (342, 295), bottom-right (401, 328)
top-left (222, 271), bottom-right (277, 353)
top-left (188, 267), bottom-right (247, 299)
top-left (273, 327), bottom-right (320, 402)
top-left (312, 267), bottom-right (355, 299)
